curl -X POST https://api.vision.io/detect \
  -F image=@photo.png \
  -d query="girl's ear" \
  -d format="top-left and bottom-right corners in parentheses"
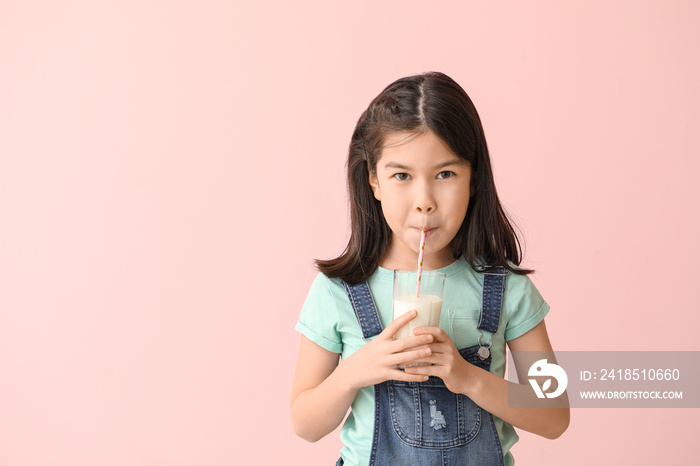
top-left (368, 165), bottom-right (381, 201)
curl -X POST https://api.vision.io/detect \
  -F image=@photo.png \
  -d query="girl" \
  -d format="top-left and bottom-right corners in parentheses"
top-left (290, 72), bottom-right (569, 465)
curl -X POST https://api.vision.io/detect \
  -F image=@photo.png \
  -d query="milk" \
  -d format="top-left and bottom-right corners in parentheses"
top-left (392, 269), bottom-right (445, 368)
top-left (392, 294), bottom-right (443, 341)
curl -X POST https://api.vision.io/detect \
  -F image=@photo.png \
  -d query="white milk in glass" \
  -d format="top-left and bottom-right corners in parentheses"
top-left (393, 294), bottom-right (443, 340)
top-left (392, 270), bottom-right (445, 368)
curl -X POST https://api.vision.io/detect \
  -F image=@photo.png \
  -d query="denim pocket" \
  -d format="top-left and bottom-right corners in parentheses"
top-left (387, 376), bottom-right (483, 449)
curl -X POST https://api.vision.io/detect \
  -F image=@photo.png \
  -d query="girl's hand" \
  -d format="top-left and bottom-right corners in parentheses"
top-left (339, 310), bottom-right (434, 389)
top-left (403, 327), bottom-right (474, 395)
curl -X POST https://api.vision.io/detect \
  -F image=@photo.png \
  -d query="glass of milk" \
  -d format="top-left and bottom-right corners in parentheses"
top-left (393, 269), bottom-right (446, 368)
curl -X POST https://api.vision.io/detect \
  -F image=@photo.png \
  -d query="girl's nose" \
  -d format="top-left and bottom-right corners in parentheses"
top-left (415, 186), bottom-right (436, 213)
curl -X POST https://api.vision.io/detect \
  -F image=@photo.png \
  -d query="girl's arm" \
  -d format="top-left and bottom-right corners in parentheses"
top-left (290, 310), bottom-right (435, 442)
top-left (406, 320), bottom-right (570, 439)
top-left (289, 336), bottom-right (352, 442)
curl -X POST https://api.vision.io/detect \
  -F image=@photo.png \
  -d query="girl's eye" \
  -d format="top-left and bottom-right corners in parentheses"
top-left (393, 173), bottom-right (411, 181)
top-left (437, 171), bottom-right (455, 179)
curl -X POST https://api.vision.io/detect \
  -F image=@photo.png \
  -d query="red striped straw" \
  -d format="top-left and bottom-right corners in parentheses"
top-left (415, 229), bottom-right (427, 296)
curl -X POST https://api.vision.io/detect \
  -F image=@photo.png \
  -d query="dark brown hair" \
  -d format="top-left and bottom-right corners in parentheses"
top-left (316, 71), bottom-right (531, 284)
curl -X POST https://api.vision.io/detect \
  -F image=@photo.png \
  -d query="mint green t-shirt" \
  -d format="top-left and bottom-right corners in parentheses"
top-left (295, 257), bottom-right (549, 466)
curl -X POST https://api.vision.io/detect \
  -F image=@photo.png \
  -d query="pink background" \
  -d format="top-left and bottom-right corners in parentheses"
top-left (1, 1), bottom-right (698, 464)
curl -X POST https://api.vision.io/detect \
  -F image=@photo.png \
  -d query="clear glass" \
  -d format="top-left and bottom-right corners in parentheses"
top-left (392, 269), bottom-right (445, 367)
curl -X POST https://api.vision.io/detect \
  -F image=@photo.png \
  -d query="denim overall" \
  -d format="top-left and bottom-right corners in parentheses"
top-left (337, 268), bottom-right (507, 466)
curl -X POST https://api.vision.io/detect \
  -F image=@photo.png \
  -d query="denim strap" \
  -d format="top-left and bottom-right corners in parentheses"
top-left (341, 281), bottom-right (383, 339)
top-left (477, 267), bottom-right (507, 334)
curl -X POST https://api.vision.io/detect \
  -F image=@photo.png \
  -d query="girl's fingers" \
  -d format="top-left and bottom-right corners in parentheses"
top-left (412, 326), bottom-right (449, 342)
top-left (382, 310), bottom-right (417, 338)
top-left (389, 346), bottom-right (432, 366)
top-left (389, 370), bottom-right (430, 383)
top-left (399, 346), bottom-right (449, 366)
top-left (392, 334), bottom-right (433, 352)
top-left (403, 365), bottom-right (432, 376)
top-left (408, 353), bottom-right (440, 365)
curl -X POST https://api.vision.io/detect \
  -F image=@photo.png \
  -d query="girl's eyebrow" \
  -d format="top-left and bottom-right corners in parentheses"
top-left (383, 161), bottom-right (411, 170)
top-left (433, 160), bottom-right (463, 170)
top-left (383, 159), bottom-right (463, 170)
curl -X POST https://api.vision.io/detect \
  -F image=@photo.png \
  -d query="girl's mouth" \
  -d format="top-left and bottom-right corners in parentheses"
top-left (416, 227), bottom-right (436, 237)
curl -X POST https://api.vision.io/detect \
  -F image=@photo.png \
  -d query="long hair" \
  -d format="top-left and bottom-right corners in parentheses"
top-left (316, 71), bottom-right (531, 284)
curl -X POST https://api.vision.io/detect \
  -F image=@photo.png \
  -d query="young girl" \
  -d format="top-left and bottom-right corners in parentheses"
top-left (290, 72), bottom-right (569, 466)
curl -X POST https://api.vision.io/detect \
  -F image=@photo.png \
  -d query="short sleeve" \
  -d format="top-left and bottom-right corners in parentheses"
top-left (503, 274), bottom-right (550, 341)
top-left (295, 273), bottom-right (343, 353)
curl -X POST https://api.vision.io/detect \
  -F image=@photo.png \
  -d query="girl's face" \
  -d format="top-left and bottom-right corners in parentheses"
top-left (369, 130), bottom-right (472, 270)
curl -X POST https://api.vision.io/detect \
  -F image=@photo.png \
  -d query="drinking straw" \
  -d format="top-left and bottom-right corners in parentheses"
top-left (415, 229), bottom-right (426, 297)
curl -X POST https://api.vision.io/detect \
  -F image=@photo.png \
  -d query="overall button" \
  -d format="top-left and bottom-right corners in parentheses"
top-left (478, 346), bottom-right (490, 360)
